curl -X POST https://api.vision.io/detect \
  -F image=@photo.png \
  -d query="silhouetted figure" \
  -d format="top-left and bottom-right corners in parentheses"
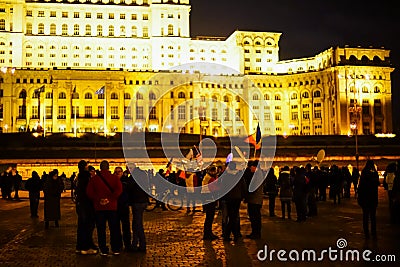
top-left (357, 160), bottom-right (380, 239)
top-left (43, 170), bottom-right (64, 229)
top-left (25, 171), bottom-right (42, 218)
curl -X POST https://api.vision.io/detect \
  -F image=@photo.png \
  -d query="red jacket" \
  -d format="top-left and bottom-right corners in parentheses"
top-left (86, 170), bottom-right (122, 211)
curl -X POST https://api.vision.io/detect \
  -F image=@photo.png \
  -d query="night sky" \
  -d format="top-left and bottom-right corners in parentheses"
top-left (190, 0), bottom-right (400, 133)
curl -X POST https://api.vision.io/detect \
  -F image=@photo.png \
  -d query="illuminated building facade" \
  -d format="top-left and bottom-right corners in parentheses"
top-left (0, 0), bottom-right (394, 136)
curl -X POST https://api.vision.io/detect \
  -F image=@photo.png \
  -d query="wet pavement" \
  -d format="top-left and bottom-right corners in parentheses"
top-left (0, 187), bottom-right (399, 267)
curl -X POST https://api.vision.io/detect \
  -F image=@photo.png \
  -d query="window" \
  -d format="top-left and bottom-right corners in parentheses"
top-left (85, 12), bottom-right (91, 18)
top-left (124, 93), bottom-right (131, 99)
top-left (120, 13), bottom-right (125, 19)
top-left (62, 12), bottom-right (68, 18)
top-left (97, 25), bottom-right (102, 36)
top-left (303, 111), bottom-right (310, 120)
top-left (143, 27), bottom-right (148, 37)
top-left (224, 108), bottom-right (230, 121)
top-left (107, 25), bottom-right (114, 36)
top-left (38, 11), bottom-right (45, 17)
top-left (168, 24), bottom-right (173, 35)
top-left (178, 92), bottom-right (185, 98)
top-left (313, 90), bottom-right (321, 98)
top-left (97, 13), bottom-right (103, 19)
top-left (149, 92), bottom-right (156, 100)
top-left (26, 10), bottom-right (32, 17)
top-left (149, 106), bottom-right (157, 119)
top-left (98, 106), bottom-right (104, 118)
top-left (111, 92), bottom-right (118, 99)
top-left (45, 92), bottom-right (53, 99)
top-left (26, 23), bottom-right (32, 34)
top-left (143, 14), bottom-right (148, 20)
top-left (18, 105), bottom-right (26, 119)
top-left (131, 14), bottom-right (137, 20)
top-left (235, 109), bottom-right (240, 121)
top-left (302, 91), bottom-right (309, 98)
top-left (50, 24), bottom-right (56, 35)
top-left (45, 106), bottom-right (52, 119)
top-left (74, 12), bottom-right (79, 18)
top-left (31, 106), bottom-right (38, 119)
top-left (85, 25), bottom-right (91, 35)
top-left (291, 112), bottom-right (298, 120)
top-left (178, 106), bottom-right (186, 120)
top-left (38, 23), bottom-right (45, 34)
top-left (111, 106), bottom-right (118, 119)
top-left (109, 13), bottom-right (114, 19)
top-left (314, 110), bottom-right (322, 119)
top-left (275, 113), bottom-right (281, 121)
top-left (212, 108), bottom-right (218, 121)
top-left (131, 26), bottom-right (137, 37)
top-left (136, 106), bottom-right (143, 119)
top-left (136, 92), bottom-right (143, 100)
top-left (62, 24), bottom-right (68, 35)
top-left (84, 92), bottom-right (92, 99)
top-left (274, 94), bottom-right (281, 101)
top-left (59, 92), bottom-right (66, 99)
top-left (58, 106), bottom-right (66, 119)
top-left (124, 106), bottom-right (132, 119)
top-left (85, 106), bottom-right (92, 118)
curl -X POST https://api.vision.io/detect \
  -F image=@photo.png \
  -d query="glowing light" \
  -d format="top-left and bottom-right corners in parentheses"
top-left (375, 133), bottom-right (396, 138)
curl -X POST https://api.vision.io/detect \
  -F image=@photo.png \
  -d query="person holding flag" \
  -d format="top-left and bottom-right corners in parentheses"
top-left (244, 123), bottom-right (262, 158)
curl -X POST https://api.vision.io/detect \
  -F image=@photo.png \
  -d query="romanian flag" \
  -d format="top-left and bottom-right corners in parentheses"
top-left (245, 123), bottom-right (262, 150)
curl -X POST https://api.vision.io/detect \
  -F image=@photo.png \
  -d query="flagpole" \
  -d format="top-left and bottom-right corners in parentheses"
top-left (74, 105), bottom-right (77, 137)
top-left (43, 103), bottom-right (46, 137)
top-left (103, 85), bottom-right (107, 137)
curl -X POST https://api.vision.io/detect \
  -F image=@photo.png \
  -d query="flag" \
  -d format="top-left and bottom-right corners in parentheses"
top-left (165, 158), bottom-right (173, 177)
top-left (73, 85), bottom-right (76, 93)
top-left (50, 76), bottom-right (53, 84)
top-left (245, 123), bottom-right (262, 150)
top-left (185, 149), bottom-right (194, 161)
top-left (95, 86), bottom-right (105, 95)
top-left (226, 152), bottom-right (233, 164)
top-left (34, 85), bottom-right (45, 93)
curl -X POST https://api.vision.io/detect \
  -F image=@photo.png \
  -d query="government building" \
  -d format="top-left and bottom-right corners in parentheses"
top-left (0, 0), bottom-right (394, 137)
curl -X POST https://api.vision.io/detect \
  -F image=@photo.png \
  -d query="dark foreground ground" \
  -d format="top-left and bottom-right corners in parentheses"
top-left (0, 187), bottom-right (399, 267)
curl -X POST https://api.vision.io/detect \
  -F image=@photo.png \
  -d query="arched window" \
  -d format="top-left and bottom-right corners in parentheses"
top-left (109, 25), bottom-right (114, 36)
top-left (26, 23), bottom-right (33, 34)
top-left (120, 26), bottom-right (125, 36)
top-left (274, 94), bottom-right (281, 101)
top-left (168, 24), bottom-right (174, 35)
top-left (149, 92), bottom-right (156, 100)
top-left (38, 23), bottom-right (45, 34)
top-left (85, 24), bottom-right (91, 35)
top-left (374, 86), bottom-right (380, 93)
top-left (124, 93), bottom-right (131, 99)
top-left (224, 95), bottom-right (230, 102)
top-left (19, 90), bottom-right (27, 99)
top-left (45, 92), bottom-right (53, 99)
top-left (131, 26), bottom-right (137, 37)
top-left (136, 92), bottom-right (143, 100)
top-left (178, 92), bottom-right (185, 98)
top-left (302, 91), bottom-right (309, 98)
top-left (313, 90), bottom-right (321, 98)
top-left (236, 96), bottom-right (241, 102)
top-left (212, 95), bottom-right (217, 102)
top-left (111, 92), bottom-right (118, 99)
top-left (58, 92), bottom-right (66, 99)
top-left (362, 86), bottom-right (369, 93)
top-left (50, 24), bottom-right (56, 35)
top-left (62, 24), bottom-right (68, 35)
top-left (74, 24), bottom-right (80, 35)
top-left (0, 19), bottom-right (6, 31)
top-left (264, 94), bottom-right (270, 100)
top-left (253, 94), bottom-right (259, 101)
top-left (97, 25), bottom-right (103, 36)
top-left (291, 93), bottom-right (298, 99)
top-left (85, 92), bottom-right (92, 99)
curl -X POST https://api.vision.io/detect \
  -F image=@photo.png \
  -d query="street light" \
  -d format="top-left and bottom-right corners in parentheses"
top-left (349, 102), bottom-right (362, 170)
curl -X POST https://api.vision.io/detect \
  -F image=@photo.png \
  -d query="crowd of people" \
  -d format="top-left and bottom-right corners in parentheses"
top-left (1, 158), bottom-right (400, 255)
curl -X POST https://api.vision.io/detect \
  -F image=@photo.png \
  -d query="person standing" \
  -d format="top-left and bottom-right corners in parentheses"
top-left (127, 163), bottom-right (149, 252)
top-left (383, 162), bottom-right (397, 223)
top-left (86, 160), bottom-right (123, 256)
top-left (43, 169), bottom-right (64, 229)
top-left (115, 166), bottom-right (132, 251)
top-left (278, 166), bottom-right (292, 220)
top-left (221, 161), bottom-right (247, 241)
top-left (75, 160), bottom-right (97, 255)
top-left (10, 168), bottom-right (22, 201)
top-left (1, 167), bottom-right (12, 200)
top-left (201, 166), bottom-right (219, 240)
top-left (24, 171), bottom-right (42, 218)
top-left (357, 160), bottom-right (380, 239)
top-left (293, 167), bottom-right (308, 222)
top-left (264, 167), bottom-right (278, 217)
top-left (244, 160), bottom-right (264, 239)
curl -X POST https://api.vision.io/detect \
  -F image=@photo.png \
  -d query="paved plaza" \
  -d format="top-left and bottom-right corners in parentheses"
top-left (0, 187), bottom-right (399, 267)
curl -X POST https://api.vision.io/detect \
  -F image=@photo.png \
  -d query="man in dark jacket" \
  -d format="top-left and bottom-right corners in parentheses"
top-left (11, 168), bottom-right (22, 200)
top-left (87, 160), bottom-right (123, 256)
top-left (25, 171), bottom-right (42, 218)
top-left (75, 160), bottom-right (97, 255)
top-left (127, 163), bottom-right (150, 252)
top-left (358, 160), bottom-right (380, 239)
top-left (221, 161), bottom-right (247, 241)
top-left (293, 167), bottom-right (308, 222)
